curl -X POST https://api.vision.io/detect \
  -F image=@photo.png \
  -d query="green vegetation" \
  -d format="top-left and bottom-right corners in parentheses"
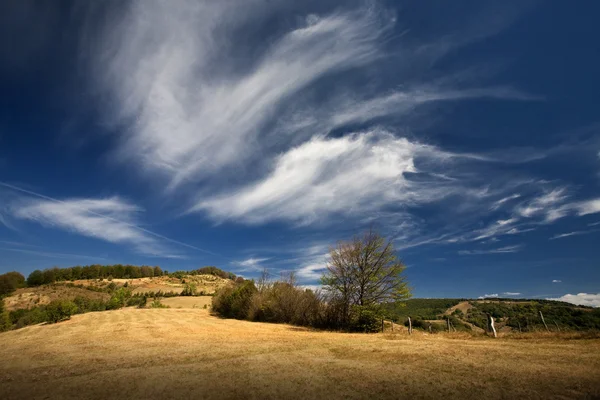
top-left (26, 265), bottom-right (165, 286)
top-left (45, 300), bottom-right (78, 323)
top-left (213, 230), bottom-right (412, 333)
top-left (24, 264), bottom-right (236, 287)
top-left (168, 266), bottom-right (237, 280)
top-left (382, 298), bottom-right (463, 321)
top-left (0, 271), bottom-right (26, 296)
top-left (181, 282), bottom-right (197, 296)
top-left (465, 300), bottom-right (600, 331)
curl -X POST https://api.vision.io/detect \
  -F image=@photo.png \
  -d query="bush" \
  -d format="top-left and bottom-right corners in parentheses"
top-left (212, 280), bottom-right (257, 319)
top-left (127, 296), bottom-right (147, 308)
top-left (46, 300), bottom-right (78, 323)
top-left (181, 282), bottom-right (197, 296)
top-left (349, 306), bottom-right (382, 333)
top-left (0, 271), bottom-right (26, 296)
top-left (150, 299), bottom-right (168, 308)
top-left (107, 288), bottom-right (132, 310)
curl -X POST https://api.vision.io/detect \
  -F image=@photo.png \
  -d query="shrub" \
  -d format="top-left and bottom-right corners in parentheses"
top-left (46, 300), bottom-right (78, 323)
top-left (127, 296), bottom-right (147, 308)
top-left (150, 299), bottom-right (168, 308)
top-left (107, 288), bottom-right (132, 310)
top-left (181, 282), bottom-right (197, 296)
top-left (212, 280), bottom-right (257, 319)
top-left (349, 306), bottom-right (382, 333)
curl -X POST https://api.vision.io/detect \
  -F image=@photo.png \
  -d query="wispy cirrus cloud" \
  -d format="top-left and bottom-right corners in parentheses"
top-left (503, 292), bottom-right (521, 296)
top-left (0, 247), bottom-right (107, 261)
top-left (478, 293), bottom-right (499, 299)
top-left (231, 257), bottom-right (270, 272)
top-left (12, 196), bottom-right (183, 258)
top-left (85, 1), bottom-right (599, 256)
top-left (458, 245), bottom-right (522, 255)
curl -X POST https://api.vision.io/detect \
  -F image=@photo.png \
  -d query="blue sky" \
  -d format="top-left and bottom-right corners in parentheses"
top-left (1, 1), bottom-right (599, 306)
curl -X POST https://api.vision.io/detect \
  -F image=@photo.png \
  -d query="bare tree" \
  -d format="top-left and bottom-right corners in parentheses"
top-left (321, 228), bottom-right (411, 326)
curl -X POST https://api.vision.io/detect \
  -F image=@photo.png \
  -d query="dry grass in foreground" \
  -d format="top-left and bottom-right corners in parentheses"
top-left (1, 308), bottom-right (599, 400)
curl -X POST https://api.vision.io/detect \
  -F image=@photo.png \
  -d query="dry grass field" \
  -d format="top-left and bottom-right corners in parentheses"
top-left (1, 308), bottom-right (599, 400)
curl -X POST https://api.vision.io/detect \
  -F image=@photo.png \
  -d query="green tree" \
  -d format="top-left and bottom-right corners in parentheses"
top-left (46, 300), bottom-right (78, 323)
top-left (27, 270), bottom-right (44, 286)
top-left (321, 229), bottom-right (411, 328)
top-left (0, 271), bottom-right (25, 296)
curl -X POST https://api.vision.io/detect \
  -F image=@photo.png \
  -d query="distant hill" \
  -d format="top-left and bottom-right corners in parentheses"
top-left (384, 298), bottom-right (600, 332)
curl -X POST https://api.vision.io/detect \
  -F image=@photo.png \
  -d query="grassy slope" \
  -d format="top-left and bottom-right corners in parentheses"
top-left (1, 308), bottom-right (599, 399)
top-left (384, 298), bottom-right (600, 331)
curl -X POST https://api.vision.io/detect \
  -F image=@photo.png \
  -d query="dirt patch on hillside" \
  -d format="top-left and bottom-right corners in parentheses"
top-left (444, 301), bottom-right (473, 316)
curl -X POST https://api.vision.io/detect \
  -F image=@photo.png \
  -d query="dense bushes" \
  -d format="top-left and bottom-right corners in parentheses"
top-left (107, 288), bottom-right (132, 310)
top-left (213, 280), bottom-right (257, 319)
top-left (46, 300), bottom-right (78, 323)
top-left (0, 271), bottom-right (26, 296)
top-left (212, 277), bottom-right (385, 332)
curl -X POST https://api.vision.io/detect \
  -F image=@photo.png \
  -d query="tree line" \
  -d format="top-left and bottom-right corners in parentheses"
top-left (212, 229), bottom-right (412, 332)
top-left (25, 265), bottom-right (166, 286)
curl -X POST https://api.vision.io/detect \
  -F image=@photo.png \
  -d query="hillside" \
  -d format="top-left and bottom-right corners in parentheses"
top-left (3, 274), bottom-right (229, 312)
top-left (384, 298), bottom-right (600, 333)
top-left (1, 307), bottom-right (599, 399)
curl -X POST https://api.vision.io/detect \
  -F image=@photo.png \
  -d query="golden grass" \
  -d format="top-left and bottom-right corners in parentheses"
top-left (1, 308), bottom-right (599, 399)
top-left (157, 296), bottom-right (213, 309)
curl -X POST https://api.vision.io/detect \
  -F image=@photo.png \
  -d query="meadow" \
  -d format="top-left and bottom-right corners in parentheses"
top-left (1, 306), bottom-right (599, 399)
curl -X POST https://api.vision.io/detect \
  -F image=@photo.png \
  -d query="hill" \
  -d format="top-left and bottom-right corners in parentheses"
top-left (1, 307), bottom-right (599, 399)
top-left (384, 298), bottom-right (600, 333)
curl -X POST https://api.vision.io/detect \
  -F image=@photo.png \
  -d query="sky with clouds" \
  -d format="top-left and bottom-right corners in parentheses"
top-left (1, 1), bottom-right (599, 306)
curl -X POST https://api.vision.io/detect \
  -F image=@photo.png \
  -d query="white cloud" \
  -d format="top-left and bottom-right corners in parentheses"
top-left (193, 130), bottom-right (473, 224)
top-left (547, 293), bottom-right (600, 308)
top-left (458, 245), bottom-right (522, 255)
top-left (478, 293), bottom-right (499, 299)
top-left (296, 263), bottom-right (328, 281)
top-left (231, 257), bottom-right (270, 271)
top-left (502, 292), bottom-right (521, 296)
top-left (12, 197), bottom-right (180, 258)
top-left (550, 230), bottom-right (599, 240)
top-left (95, 2), bottom-right (395, 188)
top-left (552, 280), bottom-right (562, 283)
top-left (576, 199), bottom-right (600, 216)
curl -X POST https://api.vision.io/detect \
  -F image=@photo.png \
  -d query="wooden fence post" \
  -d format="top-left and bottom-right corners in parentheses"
top-left (428, 323), bottom-right (432, 334)
top-left (539, 311), bottom-right (549, 332)
top-left (408, 317), bottom-right (412, 335)
top-left (517, 321), bottom-right (522, 333)
top-left (447, 317), bottom-right (451, 333)
top-left (382, 318), bottom-right (384, 333)
top-left (488, 314), bottom-right (497, 338)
